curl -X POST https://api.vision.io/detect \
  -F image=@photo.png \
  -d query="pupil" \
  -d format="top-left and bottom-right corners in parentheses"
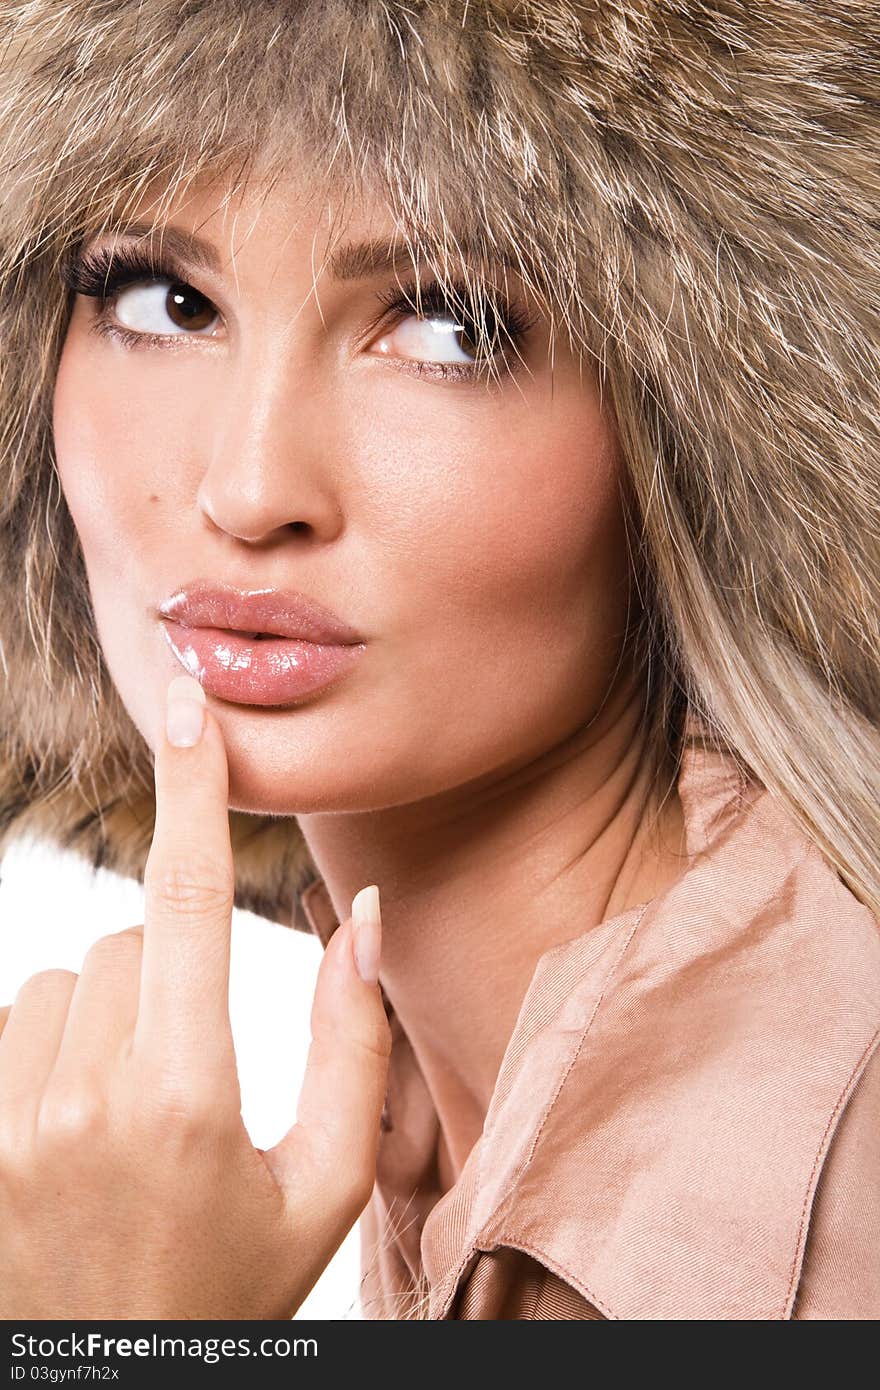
top-left (167, 282), bottom-right (214, 330)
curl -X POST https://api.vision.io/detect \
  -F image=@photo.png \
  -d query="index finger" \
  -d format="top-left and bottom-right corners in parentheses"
top-left (135, 674), bottom-right (236, 1080)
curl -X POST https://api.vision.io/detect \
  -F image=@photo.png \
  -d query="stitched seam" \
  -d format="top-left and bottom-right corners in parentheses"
top-left (435, 1248), bottom-right (480, 1320)
top-left (734, 759), bottom-right (748, 816)
top-left (717, 755), bottom-right (749, 848)
top-left (481, 901), bottom-right (650, 1230)
top-left (439, 759), bottom-right (751, 1318)
top-left (521, 900), bottom-right (649, 1170)
top-left (469, 828), bottom-right (819, 1320)
top-left (783, 1023), bottom-right (880, 1318)
top-left (435, 902), bottom-right (650, 1318)
top-left (476, 1237), bottom-right (616, 1320)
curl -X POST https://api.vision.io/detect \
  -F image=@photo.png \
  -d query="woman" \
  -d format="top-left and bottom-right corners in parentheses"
top-left (0, 0), bottom-right (877, 1320)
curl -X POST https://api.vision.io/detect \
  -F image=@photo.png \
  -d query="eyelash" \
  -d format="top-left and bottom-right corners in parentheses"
top-left (60, 243), bottom-right (537, 384)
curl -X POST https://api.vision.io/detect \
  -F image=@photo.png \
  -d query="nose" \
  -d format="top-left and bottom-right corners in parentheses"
top-left (196, 349), bottom-right (343, 545)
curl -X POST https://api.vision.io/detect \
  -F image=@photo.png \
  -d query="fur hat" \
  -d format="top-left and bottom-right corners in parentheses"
top-left (0, 1), bottom-right (877, 928)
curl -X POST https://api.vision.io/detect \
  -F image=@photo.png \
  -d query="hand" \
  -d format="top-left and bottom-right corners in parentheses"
top-left (0, 674), bottom-right (391, 1318)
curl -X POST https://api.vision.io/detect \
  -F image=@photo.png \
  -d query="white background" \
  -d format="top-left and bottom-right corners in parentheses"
top-left (0, 834), bottom-right (362, 1319)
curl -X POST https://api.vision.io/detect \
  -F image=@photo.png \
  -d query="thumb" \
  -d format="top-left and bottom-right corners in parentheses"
top-left (263, 885), bottom-right (392, 1247)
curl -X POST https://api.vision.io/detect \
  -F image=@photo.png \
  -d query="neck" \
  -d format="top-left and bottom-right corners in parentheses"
top-left (295, 678), bottom-right (686, 1187)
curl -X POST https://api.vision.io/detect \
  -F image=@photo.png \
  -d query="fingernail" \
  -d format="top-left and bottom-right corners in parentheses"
top-left (165, 674), bottom-right (206, 747)
top-left (351, 884), bottom-right (382, 986)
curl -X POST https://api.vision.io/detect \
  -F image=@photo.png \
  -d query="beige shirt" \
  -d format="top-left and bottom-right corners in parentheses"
top-left (297, 731), bottom-right (880, 1319)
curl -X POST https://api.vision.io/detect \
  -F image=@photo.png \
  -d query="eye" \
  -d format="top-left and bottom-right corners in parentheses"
top-left (366, 277), bottom-right (536, 382)
top-left (370, 307), bottom-right (480, 366)
top-left (61, 243), bottom-right (539, 382)
top-left (112, 279), bottom-right (218, 337)
top-left (59, 244), bottom-right (222, 346)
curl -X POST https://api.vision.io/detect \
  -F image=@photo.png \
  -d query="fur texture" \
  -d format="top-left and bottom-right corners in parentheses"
top-left (0, 1), bottom-right (877, 926)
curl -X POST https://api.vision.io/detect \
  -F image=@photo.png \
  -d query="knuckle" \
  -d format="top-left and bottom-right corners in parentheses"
top-left (311, 1013), bottom-right (393, 1069)
top-left (351, 1014), bottom-right (394, 1066)
top-left (373, 1013), bottom-right (394, 1061)
top-left (146, 857), bottom-right (234, 920)
top-left (82, 926), bottom-right (143, 971)
top-left (36, 1086), bottom-right (107, 1146)
top-left (14, 968), bottom-right (78, 1006)
top-left (0, 1112), bottom-right (32, 1169)
top-left (136, 1073), bottom-right (225, 1140)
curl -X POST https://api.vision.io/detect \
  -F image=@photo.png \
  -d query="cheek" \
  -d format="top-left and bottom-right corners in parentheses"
top-left (498, 404), bottom-right (626, 603)
top-left (54, 335), bottom-right (129, 546)
top-left (371, 382), bottom-right (630, 643)
top-left (51, 329), bottom-right (181, 722)
top-left (52, 328), bottom-right (181, 576)
top-left (52, 330), bottom-right (212, 757)
top-left (357, 379), bottom-right (633, 774)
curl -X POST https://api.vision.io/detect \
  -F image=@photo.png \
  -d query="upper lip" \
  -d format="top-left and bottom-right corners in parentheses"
top-left (158, 580), bottom-right (364, 644)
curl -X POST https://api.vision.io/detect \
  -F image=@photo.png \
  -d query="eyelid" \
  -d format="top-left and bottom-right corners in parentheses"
top-left (64, 243), bottom-right (538, 382)
top-left (61, 243), bottom-right (217, 315)
top-left (64, 244), bottom-right (526, 328)
top-left (66, 244), bottom-right (527, 317)
top-left (371, 275), bottom-right (537, 341)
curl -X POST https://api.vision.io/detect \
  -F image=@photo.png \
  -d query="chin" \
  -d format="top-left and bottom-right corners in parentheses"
top-left (225, 754), bottom-right (364, 818)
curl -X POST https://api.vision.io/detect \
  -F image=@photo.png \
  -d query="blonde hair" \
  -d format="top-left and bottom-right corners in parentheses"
top-left (0, 1), bottom-right (877, 919)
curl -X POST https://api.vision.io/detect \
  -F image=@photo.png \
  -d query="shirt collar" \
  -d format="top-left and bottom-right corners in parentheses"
top-left (297, 732), bottom-right (880, 1320)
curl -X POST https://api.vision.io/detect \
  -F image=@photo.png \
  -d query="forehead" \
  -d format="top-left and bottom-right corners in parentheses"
top-left (94, 169), bottom-right (394, 262)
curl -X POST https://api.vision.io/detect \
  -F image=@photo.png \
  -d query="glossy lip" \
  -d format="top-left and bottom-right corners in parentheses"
top-left (160, 623), bottom-right (366, 706)
top-left (157, 580), bottom-right (366, 707)
top-left (158, 579), bottom-right (364, 645)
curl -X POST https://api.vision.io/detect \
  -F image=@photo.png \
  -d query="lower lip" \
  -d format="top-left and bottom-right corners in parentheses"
top-left (161, 622), bottom-right (366, 706)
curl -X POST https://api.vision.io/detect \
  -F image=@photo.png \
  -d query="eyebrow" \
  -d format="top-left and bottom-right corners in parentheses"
top-left (94, 222), bottom-right (510, 283)
top-left (324, 234), bottom-right (497, 281)
top-left (101, 222), bottom-right (223, 274)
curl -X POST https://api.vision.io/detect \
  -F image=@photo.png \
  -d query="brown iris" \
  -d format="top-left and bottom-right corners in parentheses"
top-left (165, 282), bottom-right (216, 332)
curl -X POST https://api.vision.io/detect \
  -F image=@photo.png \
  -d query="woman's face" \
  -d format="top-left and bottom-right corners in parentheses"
top-left (52, 176), bottom-right (635, 817)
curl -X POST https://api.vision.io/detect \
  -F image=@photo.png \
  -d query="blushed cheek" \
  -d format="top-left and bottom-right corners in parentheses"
top-left (390, 392), bottom-right (633, 785)
top-left (466, 393), bottom-right (630, 644)
top-left (531, 414), bottom-right (625, 587)
top-left (383, 379), bottom-right (632, 771)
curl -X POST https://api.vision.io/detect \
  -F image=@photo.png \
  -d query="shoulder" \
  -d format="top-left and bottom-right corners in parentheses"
top-left (468, 782), bottom-right (880, 1320)
top-left (674, 772), bottom-right (880, 1019)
